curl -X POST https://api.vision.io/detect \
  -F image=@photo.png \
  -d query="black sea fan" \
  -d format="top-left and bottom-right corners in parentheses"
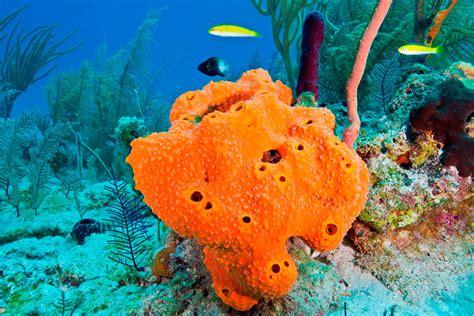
top-left (368, 53), bottom-right (401, 114)
top-left (105, 172), bottom-right (152, 271)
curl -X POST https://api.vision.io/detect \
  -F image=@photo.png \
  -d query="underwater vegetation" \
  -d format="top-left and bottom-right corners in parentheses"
top-left (46, 9), bottom-right (171, 180)
top-left (105, 172), bottom-right (152, 272)
top-left (252, 0), bottom-right (473, 108)
top-left (251, 0), bottom-right (324, 93)
top-left (319, 0), bottom-right (473, 105)
top-left (0, 7), bottom-right (170, 223)
top-left (0, 0), bottom-right (473, 314)
top-left (0, 110), bottom-right (66, 217)
top-left (0, 6), bottom-right (80, 119)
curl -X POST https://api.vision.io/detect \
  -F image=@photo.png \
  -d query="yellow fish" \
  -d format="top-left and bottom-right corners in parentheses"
top-left (398, 44), bottom-right (443, 55)
top-left (209, 25), bottom-right (261, 37)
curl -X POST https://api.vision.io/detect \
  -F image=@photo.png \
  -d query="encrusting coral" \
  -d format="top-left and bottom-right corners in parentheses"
top-left (127, 69), bottom-right (369, 310)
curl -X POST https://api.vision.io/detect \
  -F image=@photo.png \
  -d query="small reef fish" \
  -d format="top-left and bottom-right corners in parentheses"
top-left (209, 24), bottom-right (261, 37)
top-left (197, 57), bottom-right (229, 77)
top-left (398, 44), bottom-right (443, 55)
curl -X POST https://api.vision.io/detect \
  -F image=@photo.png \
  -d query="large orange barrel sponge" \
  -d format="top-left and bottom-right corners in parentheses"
top-left (126, 69), bottom-right (369, 311)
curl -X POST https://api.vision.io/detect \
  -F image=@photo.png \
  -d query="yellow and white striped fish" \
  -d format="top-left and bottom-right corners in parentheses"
top-left (209, 24), bottom-right (261, 37)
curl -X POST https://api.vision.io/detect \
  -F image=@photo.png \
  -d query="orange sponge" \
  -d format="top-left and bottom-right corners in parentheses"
top-left (126, 69), bottom-right (369, 311)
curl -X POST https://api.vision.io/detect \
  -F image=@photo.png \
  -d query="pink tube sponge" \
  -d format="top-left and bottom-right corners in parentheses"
top-left (343, 0), bottom-right (392, 147)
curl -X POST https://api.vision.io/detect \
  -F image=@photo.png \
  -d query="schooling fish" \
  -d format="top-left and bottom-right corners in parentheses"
top-left (209, 24), bottom-right (261, 37)
top-left (197, 57), bottom-right (229, 77)
top-left (398, 44), bottom-right (443, 55)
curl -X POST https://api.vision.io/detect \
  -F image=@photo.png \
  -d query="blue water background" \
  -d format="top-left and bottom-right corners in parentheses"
top-left (1, 0), bottom-right (275, 116)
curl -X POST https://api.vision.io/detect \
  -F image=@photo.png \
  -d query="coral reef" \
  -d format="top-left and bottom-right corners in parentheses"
top-left (151, 234), bottom-right (177, 279)
top-left (338, 63), bottom-right (473, 232)
top-left (114, 116), bottom-right (148, 148)
top-left (410, 78), bottom-right (474, 177)
top-left (361, 153), bottom-right (470, 231)
top-left (142, 236), bottom-right (345, 315)
top-left (1, 1), bottom-right (473, 314)
top-left (127, 69), bottom-right (369, 310)
top-left (348, 220), bottom-right (376, 253)
top-left (452, 61), bottom-right (474, 90)
top-left (353, 206), bottom-right (473, 311)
